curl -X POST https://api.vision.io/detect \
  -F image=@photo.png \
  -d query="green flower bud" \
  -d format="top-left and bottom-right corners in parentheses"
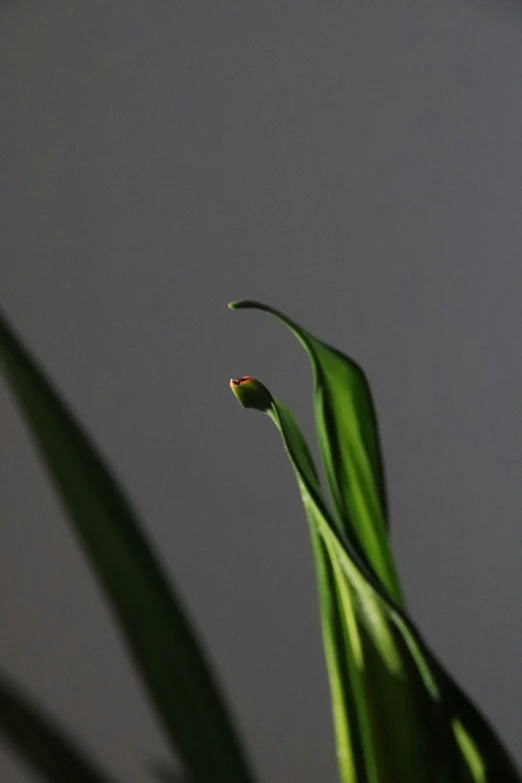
top-left (229, 376), bottom-right (273, 412)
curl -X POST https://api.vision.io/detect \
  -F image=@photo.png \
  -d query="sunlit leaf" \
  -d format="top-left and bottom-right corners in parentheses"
top-left (229, 301), bottom-right (402, 605)
top-left (230, 302), bottom-right (520, 783)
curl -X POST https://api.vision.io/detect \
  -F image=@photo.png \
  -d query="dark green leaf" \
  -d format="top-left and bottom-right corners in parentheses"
top-left (149, 759), bottom-right (187, 783)
top-left (0, 672), bottom-right (115, 783)
top-left (0, 308), bottom-right (253, 783)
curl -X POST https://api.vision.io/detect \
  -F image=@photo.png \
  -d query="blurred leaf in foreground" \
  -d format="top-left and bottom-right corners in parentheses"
top-left (0, 307), bottom-right (253, 783)
top-left (0, 672), bottom-right (115, 783)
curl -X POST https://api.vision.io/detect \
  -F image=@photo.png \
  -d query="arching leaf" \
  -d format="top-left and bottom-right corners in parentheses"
top-left (0, 308), bottom-right (253, 783)
top-left (230, 303), bottom-right (520, 783)
top-left (229, 301), bottom-right (402, 605)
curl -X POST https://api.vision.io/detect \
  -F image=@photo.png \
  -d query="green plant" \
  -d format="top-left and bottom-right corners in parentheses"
top-left (0, 301), bottom-right (519, 783)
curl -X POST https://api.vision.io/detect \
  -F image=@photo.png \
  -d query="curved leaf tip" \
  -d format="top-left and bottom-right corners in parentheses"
top-left (228, 298), bottom-right (401, 603)
top-left (227, 300), bottom-right (267, 311)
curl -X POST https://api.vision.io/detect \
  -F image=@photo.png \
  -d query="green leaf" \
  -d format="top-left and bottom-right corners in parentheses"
top-left (267, 399), bottom-right (452, 783)
top-left (0, 308), bottom-right (253, 783)
top-left (229, 301), bottom-right (520, 783)
top-left (272, 395), bottom-right (519, 783)
top-left (229, 301), bottom-right (403, 606)
top-left (0, 672), bottom-right (115, 783)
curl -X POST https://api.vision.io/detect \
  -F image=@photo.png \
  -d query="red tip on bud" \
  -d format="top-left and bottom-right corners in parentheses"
top-left (229, 376), bottom-right (273, 412)
top-left (230, 376), bottom-right (253, 387)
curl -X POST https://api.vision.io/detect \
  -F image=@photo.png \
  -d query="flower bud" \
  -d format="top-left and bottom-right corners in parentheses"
top-left (229, 376), bottom-right (273, 412)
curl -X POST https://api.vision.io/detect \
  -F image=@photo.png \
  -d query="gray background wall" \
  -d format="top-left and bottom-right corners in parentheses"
top-left (1, 1), bottom-right (522, 781)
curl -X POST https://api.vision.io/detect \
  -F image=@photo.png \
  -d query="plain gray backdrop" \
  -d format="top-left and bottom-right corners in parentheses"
top-left (1, 1), bottom-right (522, 781)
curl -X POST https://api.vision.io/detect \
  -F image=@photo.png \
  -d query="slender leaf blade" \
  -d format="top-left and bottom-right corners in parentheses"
top-left (268, 400), bottom-right (369, 783)
top-left (0, 308), bottom-right (252, 783)
top-left (267, 399), bottom-right (451, 783)
top-left (0, 672), bottom-right (115, 783)
top-left (229, 300), bottom-right (402, 605)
